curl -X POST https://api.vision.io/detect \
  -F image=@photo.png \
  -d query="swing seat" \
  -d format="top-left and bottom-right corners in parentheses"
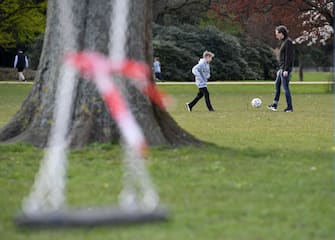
top-left (15, 206), bottom-right (168, 228)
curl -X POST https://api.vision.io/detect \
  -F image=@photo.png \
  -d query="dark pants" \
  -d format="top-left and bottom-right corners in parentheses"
top-left (189, 87), bottom-right (214, 111)
top-left (274, 69), bottom-right (293, 109)
top-left (155, 72), bottom-right (162, 81)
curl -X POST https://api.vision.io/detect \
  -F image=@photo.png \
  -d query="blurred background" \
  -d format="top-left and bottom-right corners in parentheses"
top-left (0, 0), bottom-right (333, 81)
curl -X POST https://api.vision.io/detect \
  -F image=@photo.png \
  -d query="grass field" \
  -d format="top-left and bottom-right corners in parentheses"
top-left (0, 71), bottom-right (333, 82)
top-left (290, 72), bottom-right (332, 82)
top-left (0, 83), bottom-right (334, 240)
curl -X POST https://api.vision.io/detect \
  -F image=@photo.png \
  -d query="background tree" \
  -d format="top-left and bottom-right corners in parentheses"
top-left (0, 0), bottom-right (199, 148)
top-left (210, 0), bottom-right (333, 44)
top-left (153, 0), bottom-right (210, 25)
top-left (0, 0), bottom-right (46, 48)
top-left (0, 0), bottom-right (46, 67)
top-left (295, 0), bottom-right (333, 45)
top-left (210, 0), bottom-right (334, 81)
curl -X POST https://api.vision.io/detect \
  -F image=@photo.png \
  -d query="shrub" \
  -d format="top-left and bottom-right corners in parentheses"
top-left (0, 67), bottom-right (36, 81)
top-left (153, 24), bottom-right (278, 81)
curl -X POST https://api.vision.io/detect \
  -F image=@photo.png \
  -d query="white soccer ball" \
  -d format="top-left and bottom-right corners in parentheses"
top-left (251, 98), bottom-right (262, 108)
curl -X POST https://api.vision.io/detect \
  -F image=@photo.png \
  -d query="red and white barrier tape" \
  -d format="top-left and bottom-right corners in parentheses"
top-left (65, 51), bottom-right (168, 156)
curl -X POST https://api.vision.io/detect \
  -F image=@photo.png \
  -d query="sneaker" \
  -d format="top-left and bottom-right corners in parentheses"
top-left (185, 103), bottom-right (192, 112)
top-left (209, 109), bottom-right (215, 112)
top-left (284, 108), bottom-right (293, 112)
top-left (267, 104), bottom-right (277, 112)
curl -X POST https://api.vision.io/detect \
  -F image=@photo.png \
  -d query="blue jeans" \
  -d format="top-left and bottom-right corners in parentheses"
top-left (273, 69), bottom-right (293, 109)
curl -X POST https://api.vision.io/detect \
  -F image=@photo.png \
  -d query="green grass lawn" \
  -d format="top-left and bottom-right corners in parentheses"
top-left (0, 71), bottom-right (332, 82)
top-left (0, 83), bottom-right (334, 240)
top-left (290, 72), bottom-right (333, 82)
top-left (0, 84), bottom-right (31, 127)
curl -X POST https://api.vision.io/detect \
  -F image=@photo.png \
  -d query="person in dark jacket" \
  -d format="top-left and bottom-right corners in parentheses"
top-left (14, 50), bottom-right (29, 81)
top-left (268, 25), bottom-right (294, 112)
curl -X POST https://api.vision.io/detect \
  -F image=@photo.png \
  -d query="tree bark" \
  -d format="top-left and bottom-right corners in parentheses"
top-left (0, 0), bottom-right (200, 148)
top-left (299, 60), bottom-right (304, 82)
top-left (296, 45), bottom-right (304, 82)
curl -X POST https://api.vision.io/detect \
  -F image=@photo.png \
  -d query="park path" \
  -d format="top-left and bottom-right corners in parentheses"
top-left (0, 81), bottom-right (332, 85)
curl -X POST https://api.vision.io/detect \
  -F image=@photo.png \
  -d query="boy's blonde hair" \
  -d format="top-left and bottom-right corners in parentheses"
top-left (203, 50), bottom-right (215, 58)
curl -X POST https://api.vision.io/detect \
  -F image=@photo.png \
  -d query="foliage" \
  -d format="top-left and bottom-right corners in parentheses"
top-left (0, 0), bottom-right (47, 49)
top-left (0, 67), bottom-right (36, 81)
top-left (298, 44), bottom-right (334, 67)
top-left (153, 0), bottom-right (210, 25)
top-left (240, 38), bottom-right (279, 80)
top-left (25, 34), bottom-right (44, 69)
top-left (199, 9), bottom-right (242, 35)
top-left (295, 0), bottom-right (333, 45)
top-left (0, 83), bottom-right (334, 239)
top-left (153, 24), bottom-right (278, 81)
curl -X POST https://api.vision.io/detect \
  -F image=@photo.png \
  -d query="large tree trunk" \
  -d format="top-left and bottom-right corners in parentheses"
top-left (0, 0), bottom-right (200, 148)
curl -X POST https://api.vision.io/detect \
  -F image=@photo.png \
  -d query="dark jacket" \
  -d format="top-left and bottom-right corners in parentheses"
top-left (279, 37), bottom-right (294, 72)
top-left (17, 52), bottom-right (26, 68)
top-left (14, 52), bottom-right (28, 69)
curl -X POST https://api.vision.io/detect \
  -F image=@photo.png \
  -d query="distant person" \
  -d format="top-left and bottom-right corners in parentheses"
top-left (14, 50), bottom-right (29, 81)
top-left (186, 51), bottom-right (215, 112)
top-left (153, 57), bottom-right (162, 81)
top-left (267, 25), bottom-right (294, 112)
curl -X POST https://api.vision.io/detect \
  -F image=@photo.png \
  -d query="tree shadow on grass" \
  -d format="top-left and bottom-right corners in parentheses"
top-left (150, 142), bottom-right (332, 166)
